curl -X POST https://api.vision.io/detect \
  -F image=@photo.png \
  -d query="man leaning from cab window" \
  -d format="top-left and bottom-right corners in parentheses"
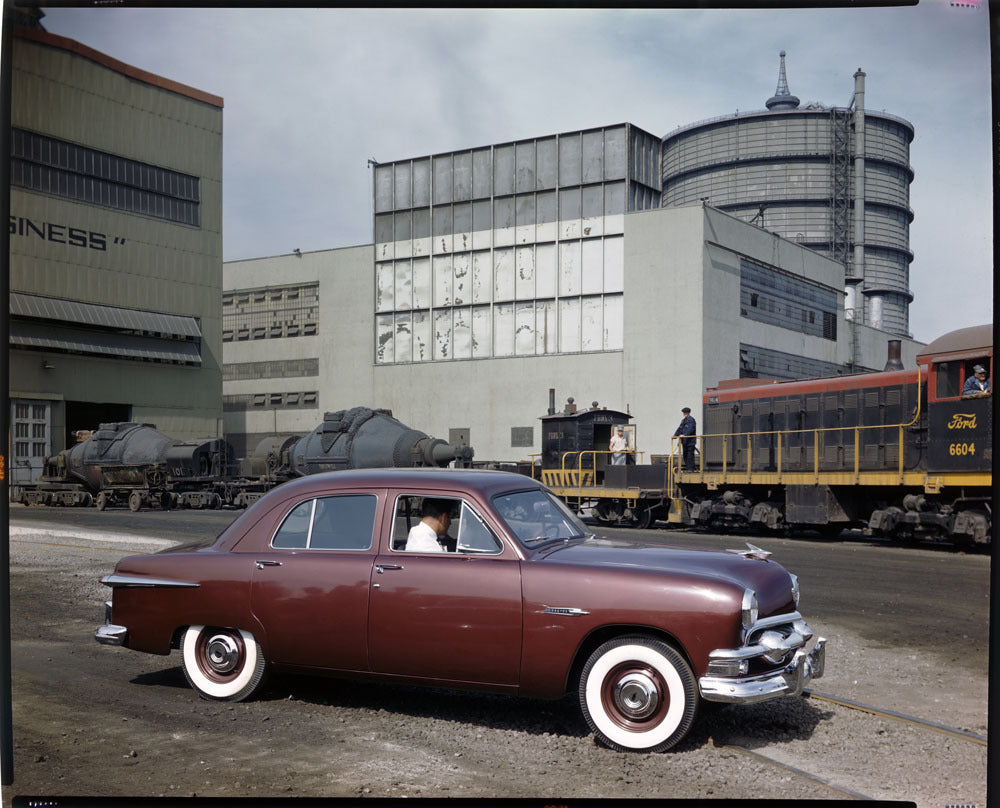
top-left (962, 364), bottom-right (991, 398)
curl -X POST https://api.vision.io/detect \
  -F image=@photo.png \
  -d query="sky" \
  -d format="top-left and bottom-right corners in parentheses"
top-left (31, 4), bottom-right (994, 345)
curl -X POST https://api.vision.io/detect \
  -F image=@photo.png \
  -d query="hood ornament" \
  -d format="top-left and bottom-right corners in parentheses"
top-left (727, 542), bottom-right (772, 561)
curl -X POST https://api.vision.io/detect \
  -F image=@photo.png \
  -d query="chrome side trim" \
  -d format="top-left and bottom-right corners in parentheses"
top-left (100, 574), bottom-right (199, 588)
top-left (542, 607), bottom-right (591, 616)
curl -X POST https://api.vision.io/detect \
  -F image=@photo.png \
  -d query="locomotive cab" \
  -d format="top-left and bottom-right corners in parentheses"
top-left (920, 324), bottom-right (993, 474)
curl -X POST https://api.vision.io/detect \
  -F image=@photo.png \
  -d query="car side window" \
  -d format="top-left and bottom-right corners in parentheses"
top-left (456, 501), bottom-right (502, 554)
top-left (272, 495), bottom-right (376, 550)
top-left (273, 500), bottom-right (313, 549)
top-left (391, 494), bottom-right (502, 555)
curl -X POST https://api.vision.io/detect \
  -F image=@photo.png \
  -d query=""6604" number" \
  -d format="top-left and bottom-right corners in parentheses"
top-left (948, 442), bottom-right (976, 456)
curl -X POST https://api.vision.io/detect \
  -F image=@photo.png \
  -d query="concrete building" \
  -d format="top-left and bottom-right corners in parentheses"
top-left (224, 194), bottom-right (922, 464)
top-left (8, 22), bottom-right (224, 491)
top-left (662, 52), bottom-right (915, 338)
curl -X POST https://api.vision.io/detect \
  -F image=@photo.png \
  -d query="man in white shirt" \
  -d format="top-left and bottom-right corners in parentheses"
top-left (404, 498), bottom-right (453, 552)
top-left (609, 426), bottom-right (629, 465)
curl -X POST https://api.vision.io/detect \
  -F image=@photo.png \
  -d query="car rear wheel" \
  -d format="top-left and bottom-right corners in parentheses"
top-left (181, 625), bottom-right (266, 701)
top-left (579, 635), bottom-right (697, 752)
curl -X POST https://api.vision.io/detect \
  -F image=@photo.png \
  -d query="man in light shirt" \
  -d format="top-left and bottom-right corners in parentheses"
top-left (609, 425), bottom-right (629, 465)
top-left (404, 498), bottom-right (454, 552)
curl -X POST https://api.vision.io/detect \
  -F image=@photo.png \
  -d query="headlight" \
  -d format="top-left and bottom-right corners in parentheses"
top-left (741, 588), bottom-right (758, 629)
top-left (790, 573), bottom-right (800, 607)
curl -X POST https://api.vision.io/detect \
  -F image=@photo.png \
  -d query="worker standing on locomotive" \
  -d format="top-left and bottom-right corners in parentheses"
top-left (674, 407), bottom-right (697, 472)
top-left (962, 364), bottom-right (991, 398)
top-left (609, 425), bottom-right (629, 465)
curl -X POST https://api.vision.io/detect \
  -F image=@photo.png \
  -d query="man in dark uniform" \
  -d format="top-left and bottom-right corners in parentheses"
top-left (674, 407), bottom-right (697, 472)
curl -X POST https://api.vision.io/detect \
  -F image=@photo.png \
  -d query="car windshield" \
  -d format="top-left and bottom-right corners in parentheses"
top-left (492, 489), bottom-right (591, 546)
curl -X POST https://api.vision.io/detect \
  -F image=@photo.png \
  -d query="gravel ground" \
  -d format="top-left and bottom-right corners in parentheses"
top-left (3, 517), bottom-right (989, 807)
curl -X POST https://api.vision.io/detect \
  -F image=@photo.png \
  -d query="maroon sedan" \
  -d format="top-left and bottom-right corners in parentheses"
top-left (96, 468), bottom-right (826, 752)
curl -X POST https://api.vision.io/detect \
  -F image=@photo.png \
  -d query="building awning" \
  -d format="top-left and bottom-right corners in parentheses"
top-left (10, 292), bottom-right (202, 340)
top-left (10, 319), bottom-right (202, 365)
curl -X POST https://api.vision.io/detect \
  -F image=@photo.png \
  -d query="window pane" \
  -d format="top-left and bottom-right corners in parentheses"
top-left (559, 133), bottom-right (581, 186)
top-left (515, 141), bottom-right (535, 193)
top-left (494, 144), bottom-right (515, 196)
top-left (456, 501), bottom-right (502, 553)
top-left (433, 154), bottom-right (453, 204)
top-left (559, 241), bottom-right (581, 296)
top-left (273, 500), bottom-right (313, 548)
top-left (452, 252), bottom-right (470, 305)
top-left (434, 255), bottom-right (454, 306)
top-left (394, 163), bottom-right (411, 209)
top-left (494, 247), bottom-right (515, 301)
top-left (454, 152), bottom-right (472, 202)
top-left (494, 303), bottom-right (514, 357)
top-left (309, 495), bottom-right (377, 550)
top-left (412, 158), bottom-right (431, 207)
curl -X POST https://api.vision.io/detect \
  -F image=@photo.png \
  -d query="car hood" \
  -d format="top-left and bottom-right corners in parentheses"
top-left (537, 536), bottom-right (795, 612)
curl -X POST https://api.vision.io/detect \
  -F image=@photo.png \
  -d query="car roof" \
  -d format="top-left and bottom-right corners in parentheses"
top-left (272, 467), bottom-right (544, 499)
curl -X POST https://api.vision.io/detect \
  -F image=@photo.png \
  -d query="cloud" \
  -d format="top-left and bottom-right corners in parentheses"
top-left (31, 5), bottom-right (995, 342)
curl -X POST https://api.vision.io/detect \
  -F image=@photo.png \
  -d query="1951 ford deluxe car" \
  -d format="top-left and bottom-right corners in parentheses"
top-left (96, 468), bottom-right (826, 752)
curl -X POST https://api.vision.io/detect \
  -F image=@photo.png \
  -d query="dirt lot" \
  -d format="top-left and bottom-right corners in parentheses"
top-left (3, 514), bottom-right (990, 807)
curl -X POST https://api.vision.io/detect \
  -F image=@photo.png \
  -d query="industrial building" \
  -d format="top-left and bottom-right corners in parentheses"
top-left (662, 52), bottom-right (914, 338)
top-left (224, 195), bottom-right (922, 464)
top-left (224, 57), bottom-right (923, 464)
top-left (7, 21), bottom-right (224, 491)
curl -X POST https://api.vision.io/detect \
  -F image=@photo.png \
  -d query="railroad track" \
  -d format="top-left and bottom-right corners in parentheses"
top-left (717, 689), bottom-right (987, 801)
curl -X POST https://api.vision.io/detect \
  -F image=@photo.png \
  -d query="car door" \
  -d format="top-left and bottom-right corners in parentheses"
top-left (367, 491), bottom-right (522, 686)
top-left (249, 491), bottom-right (380, 671)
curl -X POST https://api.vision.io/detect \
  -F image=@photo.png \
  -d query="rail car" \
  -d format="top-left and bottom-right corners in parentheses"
top-left (534, 324), bottom-right (992, 546)
top-left (16, 407), bottom-right (474, 510)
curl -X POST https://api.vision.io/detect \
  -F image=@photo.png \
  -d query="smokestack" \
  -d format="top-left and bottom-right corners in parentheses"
top-left (548, 388), bottom-right (556, 416)
top-left (853, 68), bottom-right (867, 325)
top-left (884, 339), bottom-right (903, 371)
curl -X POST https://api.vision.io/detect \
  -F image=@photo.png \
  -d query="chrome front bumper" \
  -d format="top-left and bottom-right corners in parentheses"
top-left (95, 600), bottom-right (128, 646)
top-left (699, 615), bottom-right (827, 704)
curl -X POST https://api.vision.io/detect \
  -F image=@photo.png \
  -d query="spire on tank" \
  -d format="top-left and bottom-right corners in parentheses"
top-left (765, 50), bottom-right (800, 110)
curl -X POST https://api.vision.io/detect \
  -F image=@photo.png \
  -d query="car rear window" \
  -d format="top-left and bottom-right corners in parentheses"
top-left (272, 495), bottom-right (377, 550)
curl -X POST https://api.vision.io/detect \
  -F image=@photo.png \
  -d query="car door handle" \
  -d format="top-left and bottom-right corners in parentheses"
top-left (255, 560), bottom-right (283, 569)
top-left (375, 564), bottom-right (403, 574)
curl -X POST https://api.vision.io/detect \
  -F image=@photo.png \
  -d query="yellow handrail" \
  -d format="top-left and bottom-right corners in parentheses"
top-left (669, 366), bottom-right (923, 480)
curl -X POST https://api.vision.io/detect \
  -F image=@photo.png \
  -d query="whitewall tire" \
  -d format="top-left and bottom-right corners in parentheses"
top-left (579, 635), bottom-right (697, 752)
top-left (181, 625), bottom-right (266, 701)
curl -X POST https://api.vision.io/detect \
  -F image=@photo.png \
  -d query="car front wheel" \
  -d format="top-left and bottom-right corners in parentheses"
top-left (579, 635), bottom-right (697, 752)
top-left (181, 625), bottom-right (266, 701)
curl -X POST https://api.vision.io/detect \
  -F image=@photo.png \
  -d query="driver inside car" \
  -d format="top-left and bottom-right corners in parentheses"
top-left (404, 498), bottom-right (457, 552)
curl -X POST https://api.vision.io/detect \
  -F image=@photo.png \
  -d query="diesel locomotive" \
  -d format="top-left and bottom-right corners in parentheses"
top-left (535, 324), bottom-right (992, 546)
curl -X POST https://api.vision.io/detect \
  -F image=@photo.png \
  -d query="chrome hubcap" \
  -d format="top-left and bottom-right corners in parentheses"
top-left (205, 633), bottom-right (241, 674)
top-left (614, 672), bottom-right (659, 719)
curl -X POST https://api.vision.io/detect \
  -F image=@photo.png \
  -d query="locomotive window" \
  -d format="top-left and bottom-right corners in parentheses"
top-left (935, 362), bottom-right (962, 399)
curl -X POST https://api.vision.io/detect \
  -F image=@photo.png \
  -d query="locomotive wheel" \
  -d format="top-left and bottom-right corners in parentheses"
top-left (128, 491), bottom-right (142, 512)
top-left (631, 503), bottom-right (653, 530)
top-left (181, 626), bottom-right (266, 701)
top-left (96, 491), bottom-right (108, 511)
top-left (579, 635), bottom-right (697, 753)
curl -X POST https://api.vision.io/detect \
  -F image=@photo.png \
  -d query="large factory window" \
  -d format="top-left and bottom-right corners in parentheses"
top-left (740, 257), bottom-right (838, 340)
top-left (11, 129), bottom-right (200, 226)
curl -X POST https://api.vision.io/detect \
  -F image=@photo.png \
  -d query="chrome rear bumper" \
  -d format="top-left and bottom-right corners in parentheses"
top-left (95, 600), bottom-right (128, 646)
